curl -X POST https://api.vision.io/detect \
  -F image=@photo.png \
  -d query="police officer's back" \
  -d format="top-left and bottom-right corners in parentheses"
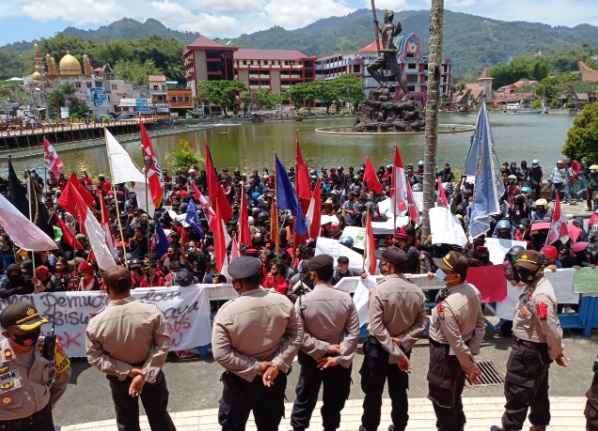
top-left (212, 256), bottom-right (303, 431)
top-left (0, 301), bottom-right (71, 431)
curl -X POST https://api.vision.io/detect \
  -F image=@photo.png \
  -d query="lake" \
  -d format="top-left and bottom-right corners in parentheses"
top-left (4, 111), bottom-right (577, 178)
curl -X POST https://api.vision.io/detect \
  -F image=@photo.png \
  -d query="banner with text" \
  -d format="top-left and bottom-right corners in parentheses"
top-left (0, 285), bottom-right (212, 358)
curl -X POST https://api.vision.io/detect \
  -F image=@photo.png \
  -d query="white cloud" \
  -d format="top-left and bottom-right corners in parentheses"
top-left (184, 0), bottom-right (266, 15)
top-left (264, 0), bottom-right (355, 29)
top-left (21, 0), bottom-right (128, 23)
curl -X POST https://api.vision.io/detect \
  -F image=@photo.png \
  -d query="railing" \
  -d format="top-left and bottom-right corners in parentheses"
top-left (0, 119), bottom-right (142, 138)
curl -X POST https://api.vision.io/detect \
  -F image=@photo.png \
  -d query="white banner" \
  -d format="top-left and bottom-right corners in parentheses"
top-left (353, 276), bottom-right (376, 326)
top-left (429, 206), bottom-right (468, 247)
top-left (315, 236), bottom-right (364, 272)
top-left (484, 238), bottom-right (527, 265)
top-left (0, 285), bottom-right (212, 358)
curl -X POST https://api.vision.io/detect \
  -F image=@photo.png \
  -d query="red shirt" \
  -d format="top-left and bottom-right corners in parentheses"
top-left (264, 274), bottom-right (288, 295)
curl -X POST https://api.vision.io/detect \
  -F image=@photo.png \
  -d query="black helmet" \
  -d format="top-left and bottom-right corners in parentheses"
top-left (257, 211), bottom-right (269, 221)
top-left (386, 164), bottom-right (392, 170)
top-left (349, 166), bottom-right (354, 171)
top-left (337, 165), bottom-right (344, 171)
top-left (353, 175), bottom-right (360, 180)
top-left (507, 245), bottom-right (525, 263)
top-left (251, 207), bottom-right (261, 217)
top-left (309, 169), bottom-right (317, 176)
top-left (234, 169), bottom-right (240, 175)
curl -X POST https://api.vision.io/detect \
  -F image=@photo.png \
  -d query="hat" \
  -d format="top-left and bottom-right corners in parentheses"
top-left (78, 261), bottom-right (95, 274)
top-left (228, 256), bottom-right (262, 279)
top-left (103, 265), bottom-right (132, 290)
top-left (35, 265), bottom-right (50, 278)
top-left (188, 168), bottom-right (197, 174)
top-left (0, 301), bottom-right (48, 331)
top-left (244, 248), bottom-right (259, 256)
top-left (572, 241), bottom-right (588, 254)
top-left (308, 254), bottom-right (334, 271)
top-left (129, 258), bottom-right (142, 269)
top-left (373, 246), bottom-right (407, 268)
top-left (514, 250), bottom-right (543, 270)
top-left (394, 229), bottom-right (408, 240)
top-left (433, 251), bottom-right (470, 274)
top-left (75, 233), bottom-right (87, 241)
top-left (175, 268), bottom-right (194, 287)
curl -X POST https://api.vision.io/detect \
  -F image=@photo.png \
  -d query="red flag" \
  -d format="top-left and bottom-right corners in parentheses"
top-left (204, 139), bottom-right (233, 222)
top-left (391, 145), bottom-right (408, 213)
top-left (43, 138), bottom-right (63, 177)
top-left (57, 176), bottom-right (94, 215)
top-left (238, 189), bottom-right (252, 246)
top-left (295, 130), bottom-right (311, 206)
top-left (55, 214), bottom-right (83, 249)
top-left (214, 203), bottom-right (227, 272)
top-left (546, 192), bottom-right (569, 245)
top-left (365, 210), bottom-right (377, 275)
top-left (363, 156), bottom-right (383, 195)
top-left (307, 179), bottom-right (322, 240)
top-left (140, 122), bottom-right (164, 208)
top-left (70, 174), bottom-right (95, 207)
top-left (406, 181), bottom-right (421, 224)
top-left (437, 178), bottom-right (449, 207)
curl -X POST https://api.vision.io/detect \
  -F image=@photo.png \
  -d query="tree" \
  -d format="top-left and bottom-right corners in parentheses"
top-left (46, 82), bottom-right (89, 119)
top-left (422, 0), bottom-right (444, 240)
top-left (331, 74), bottom-right (366, 113)
top-left (196, 79), bottom-right (248, 117)
top-left (284, 82), bottom-right (313, 111)
top-left (240, 89), bottom-right (283, 112)
top-left (312, 80), bottom-right (336, 114)
top-left (167, 139), bottom-right (205, 172)
top-left (562, 104), bottom-right (598, 163)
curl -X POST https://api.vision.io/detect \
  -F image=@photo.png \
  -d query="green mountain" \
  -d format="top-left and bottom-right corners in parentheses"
top-left (217, 9), bottom-right (598, 75)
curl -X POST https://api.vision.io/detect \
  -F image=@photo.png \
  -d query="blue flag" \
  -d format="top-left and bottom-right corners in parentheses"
top-left (186, 200), bottom-right (205, 238)
top-left (275, 156), bottom-right (307, 235)
top-left (154, 220), bottom-right (169, 258)
top-left (468, 102), bottom-right (505, 238)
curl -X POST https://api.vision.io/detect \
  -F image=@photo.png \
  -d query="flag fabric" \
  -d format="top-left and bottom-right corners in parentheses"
top-left (57, 174), bottom-right (95, 216)
top-left (307, 179), bottom-right (322, 240)
top-left (213, 202), bottom-right (227, 272)
top-left (43, 138), bottom-right (63, 177)
top-left (230, 237), bottom-right (240, 263)
top-left (406, 181), bottom-right (421, 224)
top-left (363, 156), bottom-right (383, 195)
top-left (391, 145), bottom-right (408, 214)
top-left (71, 186), bottom-right (115, 270)
top-left (55, 214), bottom-right (83, 249)
top-left (270, 199), bottom-right (279, 247)
top-left (295, 130), bottom-right (312, 206)
top-left (546, 193), bottom-right (569, 245)
top-left (275, 156), bottom-right (307, 235)
top-left (364, 210), bottom-right (377, 276)
top-left (238, 189), bottom-right (252, 246)
top-left (465, 102), bottom-right (505, 239)
top-left (437, 178), bottom-right (449, 207)
top-left (0, 193), bottom-right (56, 251)
top-left (27, 178), bottom-right (53, 239)
top-left (204, 139), bottom-right (233, 222)
top-left (140, 122), bottom-right (164, 208)
top-left (8, 159), bottom-right (28, 217)
top-left (185, 200), bottom-right (204, 238)
top-left (105, 128), bottom-right (155, 216)
top-left (154, 220), bottom-right (170, 258)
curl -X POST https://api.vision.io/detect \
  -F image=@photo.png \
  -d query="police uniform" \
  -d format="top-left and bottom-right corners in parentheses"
top-left (85, 265), bottom-right (176, 431)
top-left (585, 354), bottom-right (598, 430)
top-left (0, 301), bottom-right (71, 431)
top-left (428, 251), bottom-right (485, 431)
top-left (212, 256), bottom-right (303, 431)
top-left (290, 255), bottom-right (360, 431)
top-left (494, 250), bottom-right (564, 431)
top-left (360, 247), bottom-right (427, 431)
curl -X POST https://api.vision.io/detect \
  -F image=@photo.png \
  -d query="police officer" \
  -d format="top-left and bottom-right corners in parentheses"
top-left (585, 353), bottom-right (598, 430)
top-left (85, 265), bottom-right (176, 431)
top-left (212, 256), bottom-right (303, 431)
top-left (492, 250), bottom-right (569, 431)
top-left (359, 246), bottom-right (427, 431)
top-left (0, 301), bottom-right (71, 431)
top-left (290, 254), bottom-right (360, 431)
top-left (429, 251), bottom-right (485, 431)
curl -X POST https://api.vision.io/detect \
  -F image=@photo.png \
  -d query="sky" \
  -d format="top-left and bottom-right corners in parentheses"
top-left (0, 0), bottom-right (597, 46)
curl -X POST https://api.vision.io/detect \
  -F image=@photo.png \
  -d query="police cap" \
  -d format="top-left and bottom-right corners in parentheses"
top-left (514, 250), bottom-right (543, 270)
top-left (374, 246), bottom-right (407, 269)
top-left (228, 256), bottom-right (262, 279)
top-left (433, 251), bottom-right (469, 274)
top-left (0, 301), bottom-right (48, 331)
top-left (308, 254), bottom-right (334, 271)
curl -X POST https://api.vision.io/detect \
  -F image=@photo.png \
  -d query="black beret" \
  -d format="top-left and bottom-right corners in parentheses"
top-left (228, 256), bottom-right (262, 279)
top-left (308, 254), bottom-right (334, 270)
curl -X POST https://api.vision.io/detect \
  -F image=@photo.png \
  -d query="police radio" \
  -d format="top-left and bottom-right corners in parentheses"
top-left (42, 305), bottom-right (57, 361)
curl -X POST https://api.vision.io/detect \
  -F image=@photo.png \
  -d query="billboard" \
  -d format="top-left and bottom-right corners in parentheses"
top-left (90, 87), bottom-right (108, 107)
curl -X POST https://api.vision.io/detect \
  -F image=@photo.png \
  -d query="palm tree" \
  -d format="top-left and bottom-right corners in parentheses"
top-left (421, 0), bottom-right (444, 239)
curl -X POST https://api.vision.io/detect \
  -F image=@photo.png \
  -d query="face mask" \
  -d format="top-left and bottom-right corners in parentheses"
top-left (188, 247), bottom-right (196, 253)
top-left (0, 242), bottom-right (4, 248)
top-left (8, 328), bottom-right (41, 348)
top-left (434, 269), bottom-right (445, 282)
top-left (519, 224), bottom-right (524, 230)
top-left (517, 268), bottom-right (539, 283)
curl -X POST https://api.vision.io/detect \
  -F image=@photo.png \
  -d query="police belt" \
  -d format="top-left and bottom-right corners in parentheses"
top-left (429, 337), bottom-right (472, 351)
top-left (513, 336), bottom-right (548, 350)
top-left (0, 403), bottom-right (51, 431)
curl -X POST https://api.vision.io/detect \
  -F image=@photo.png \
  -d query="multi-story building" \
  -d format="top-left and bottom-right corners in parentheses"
top-left (233, 48), bottom-right (316, 94)
top-left (316, 52), bottom-right (364, 80)
top-left (149, 75), bottom-right (168, 115)
top-left (166, 81), bottom-right (193, 117)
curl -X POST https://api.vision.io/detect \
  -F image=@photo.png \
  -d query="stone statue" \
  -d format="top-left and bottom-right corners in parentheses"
top-left (367, 10), bottom-right (410, 99)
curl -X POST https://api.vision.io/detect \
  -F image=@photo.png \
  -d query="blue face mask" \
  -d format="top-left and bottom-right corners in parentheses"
top-left (435, 268), bottom-right (446, 282)
top-left (188, 247), bottom-right (196, 253)
top-left (519, 224), bottom-right (524, 230)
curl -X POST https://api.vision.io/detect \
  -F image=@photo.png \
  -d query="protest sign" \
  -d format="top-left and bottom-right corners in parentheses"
top-left (465, 265), bottom-right (508, 303)
top-left (353, 276), bottom-right (376, 326)
top-left (484, 238), bottom-right (527, 265)
top-left (340, 226), bottom-right (365, 250)
top-left (315, 236), bottom-right (364, 272)
top-left (429, 206), bottom-right (468, 247)
top-left (0, 285), bottom-right (212, 358)
top-left (495, 282), bottom-right (521, 320)
top-left (574, 267), bottom-right (598, 294)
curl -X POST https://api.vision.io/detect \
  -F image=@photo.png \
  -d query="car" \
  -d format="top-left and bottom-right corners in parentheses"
top-left (116, 113), bottom-right (135, 121)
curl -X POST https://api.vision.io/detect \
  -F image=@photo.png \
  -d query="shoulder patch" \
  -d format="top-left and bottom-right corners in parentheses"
top-left (437, 300), bottom-right (445, 320)
top-left (536, 302), bottom-right (548, 321)
top-left (54, 340), bottom-right (70, 374)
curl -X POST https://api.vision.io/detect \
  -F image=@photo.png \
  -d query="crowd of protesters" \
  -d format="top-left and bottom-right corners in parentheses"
top-left (0, 154), bottom-right (596, 308)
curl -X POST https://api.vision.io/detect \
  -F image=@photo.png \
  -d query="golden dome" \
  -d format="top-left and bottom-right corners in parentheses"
top-left (59, 51), bottom-right (82, 76)
top-left (32, 71), bottom-right (42, 80)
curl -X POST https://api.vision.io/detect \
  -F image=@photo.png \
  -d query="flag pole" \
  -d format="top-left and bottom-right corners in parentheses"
top-left (273, 151), bottom-right (279, 257)
top-left (26, 173), bottom-right (36, 270)
top-left (144, 169), bottom-right (151, 265)
top-left (362, 210), bottom-right (369, 273)
top-left (104, 128), bottom-right (129, 268)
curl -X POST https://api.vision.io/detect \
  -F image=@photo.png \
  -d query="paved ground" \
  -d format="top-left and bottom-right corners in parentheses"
top-left (54, 329), bottom-right (598, 429)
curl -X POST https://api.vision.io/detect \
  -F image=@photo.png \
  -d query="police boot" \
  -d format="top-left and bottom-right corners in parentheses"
top-left (529, 427), bottom-right (547, 431)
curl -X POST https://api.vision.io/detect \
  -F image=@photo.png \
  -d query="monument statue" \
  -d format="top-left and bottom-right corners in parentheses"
top-left (367, 10), bottom-right (410, 99)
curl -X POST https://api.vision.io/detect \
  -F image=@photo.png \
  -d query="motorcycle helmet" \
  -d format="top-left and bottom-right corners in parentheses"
top-left (507, 245), bottom-right (525, 264)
